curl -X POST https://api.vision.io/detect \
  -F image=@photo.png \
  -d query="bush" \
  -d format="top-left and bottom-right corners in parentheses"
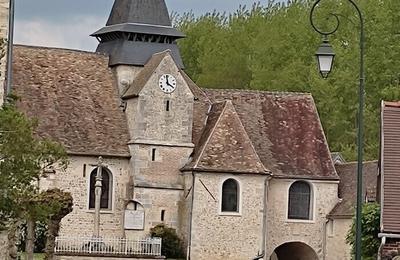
top-left (150, 224), bottom-right (185, 259)
top-left (346, 203), bottom-right (380, 260)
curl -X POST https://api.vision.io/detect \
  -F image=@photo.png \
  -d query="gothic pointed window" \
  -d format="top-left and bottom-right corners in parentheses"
top-left (221, 179), bottom-right (239, 212)
top-left (89, 167), bottom-right (113, 210)
top-left (288, 181), bottom-right (312, 220)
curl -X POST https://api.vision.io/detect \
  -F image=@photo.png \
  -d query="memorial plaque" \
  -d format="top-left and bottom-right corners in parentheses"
top-left (124, 210), bottom-right (145, 230)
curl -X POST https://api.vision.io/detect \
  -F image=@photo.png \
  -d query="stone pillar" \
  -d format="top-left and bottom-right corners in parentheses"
top-left (0, 0), bottom-right (9, 105)
top-left (93, 166), bottom-right (103, 237)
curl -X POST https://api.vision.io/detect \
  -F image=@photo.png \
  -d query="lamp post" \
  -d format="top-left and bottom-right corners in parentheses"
top-left (310, 1), bottom-right (365, 260)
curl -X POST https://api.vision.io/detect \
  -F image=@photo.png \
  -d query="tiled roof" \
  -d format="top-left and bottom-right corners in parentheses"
top-left (203, 89), bottom-right (338, 179)
top-left (185, 100), bottom-right (269, 174)
top-left (12, 45), bottom-right (130, 157)
top-left (122, 50), bottom-right (169, 99)
top-left (328, 161), bottom-right (378, 218)
top-left (381, 101), bottom-right (400, 233)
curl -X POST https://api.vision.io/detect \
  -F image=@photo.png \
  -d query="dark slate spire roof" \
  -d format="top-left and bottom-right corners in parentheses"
top-left (92, 0), bottom-right (185, 68)
top-left (106, 0), bottom-right (172, 26)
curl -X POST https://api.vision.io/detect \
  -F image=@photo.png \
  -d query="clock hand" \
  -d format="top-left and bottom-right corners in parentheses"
top-left (165, 75), bottom-right (173, 87)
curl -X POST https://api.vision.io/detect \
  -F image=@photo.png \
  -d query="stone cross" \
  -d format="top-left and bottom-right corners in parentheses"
top-left (90, 156), bottom-right (106, 238)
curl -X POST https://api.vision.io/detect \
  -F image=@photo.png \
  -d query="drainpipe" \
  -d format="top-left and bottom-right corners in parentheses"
top-left (323, 219), bottom-right (329, 260)
top-left (253, 176), bottom-right (271, 260)
top-left (377, 236), bottom-right (386, 260)
top-left (6, 0), bottom-right (15, 98)
top-left (186, 172), bottom-right (196, 260)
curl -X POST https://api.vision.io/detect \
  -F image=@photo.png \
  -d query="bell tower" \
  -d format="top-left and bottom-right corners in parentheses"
top-left (91, 0), bottom-right (185, 68)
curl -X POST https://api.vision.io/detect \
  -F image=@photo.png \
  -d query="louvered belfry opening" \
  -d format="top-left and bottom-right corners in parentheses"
top-left (91, 0), bottom-right (185, 68)
top-left (288, 181), bottom-right (311, 220)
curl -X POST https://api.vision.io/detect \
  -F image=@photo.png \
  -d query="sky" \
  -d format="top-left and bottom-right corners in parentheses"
top-left (14, 0), bottom-right (265, 51)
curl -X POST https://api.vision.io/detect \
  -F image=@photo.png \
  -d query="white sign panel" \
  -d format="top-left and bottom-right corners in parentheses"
top-left (124, 210), bottom-right (145, 230)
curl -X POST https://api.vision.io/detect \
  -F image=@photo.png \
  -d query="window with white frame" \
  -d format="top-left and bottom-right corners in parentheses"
top-left (89, 167), bottom-right (113, 210)
top-left (288, 181), bottom-right (312, 220)
top-left (221, 178), bottom-right (240, 213)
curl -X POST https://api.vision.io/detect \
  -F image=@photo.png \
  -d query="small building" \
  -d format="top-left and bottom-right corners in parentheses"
top-left (379, 101), bottom-right (400, 258)
top-left (327, 161), bottom-right (379, 260)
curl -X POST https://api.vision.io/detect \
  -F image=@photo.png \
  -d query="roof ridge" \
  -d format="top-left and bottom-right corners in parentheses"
top-left (14, 44), bottom-right (105, 56)
top-left (203, 87), bottom-right (311, 96)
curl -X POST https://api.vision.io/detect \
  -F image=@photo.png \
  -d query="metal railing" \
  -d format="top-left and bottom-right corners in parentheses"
top-left (55, 236), bottom-right (162, 256)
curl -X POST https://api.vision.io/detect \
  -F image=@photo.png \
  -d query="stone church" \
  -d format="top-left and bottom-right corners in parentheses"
top-left (0, 0), bottom-right (380, 259)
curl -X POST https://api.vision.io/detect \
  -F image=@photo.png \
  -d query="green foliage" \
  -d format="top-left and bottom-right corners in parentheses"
top-left (176, 0), bottom-right (400, 161)
top-left (150, 224), bottom-right (185, 259)
top-left (346, 203), bottom-right (380, 260)
top-left (17, 189), bottom-right (73, 254)
top-left (0, 98), bottom-right (69, 227)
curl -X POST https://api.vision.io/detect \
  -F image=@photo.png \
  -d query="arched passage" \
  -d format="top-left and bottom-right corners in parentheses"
top-left (270, 242), bottom-right (318, 260)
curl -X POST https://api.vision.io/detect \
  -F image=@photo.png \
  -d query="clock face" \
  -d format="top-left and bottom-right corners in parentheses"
top-left (159, 74), bottom-right (177, 93)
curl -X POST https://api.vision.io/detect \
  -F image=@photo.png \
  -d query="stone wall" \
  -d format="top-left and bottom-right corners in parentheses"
top-left (325, 218), bottom-right (352, 260)
top-left (127, 186), bottom-right (184, 238)
top-left (0, 0), bottom-right (8, 105)
top-left (266, 178), bottom-right (339, 259)
top-left (189, 172), bottom-right (267, 260)
top-left (40, 155), bottom-right (131, 238)
top-left (124, 53), bottom-right (194, 144)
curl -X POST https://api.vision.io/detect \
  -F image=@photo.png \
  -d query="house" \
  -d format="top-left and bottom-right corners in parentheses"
top-left (379, 101), bottom-right (400, 258)
top-left (327, 161), bottom-right (379, 259)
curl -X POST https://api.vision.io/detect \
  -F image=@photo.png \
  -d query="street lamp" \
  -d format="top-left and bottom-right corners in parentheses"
top-left (310, 1), bottom-right (365, 260)
top-left (315, 38), bottom-right (335, 79)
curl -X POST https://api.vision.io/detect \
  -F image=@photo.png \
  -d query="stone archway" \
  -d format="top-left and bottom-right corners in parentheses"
top-left (270, 242), bottom-right (319, 260)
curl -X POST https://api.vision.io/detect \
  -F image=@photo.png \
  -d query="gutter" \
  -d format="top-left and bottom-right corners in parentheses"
top-left (323, 219), bottom-right (329, 260)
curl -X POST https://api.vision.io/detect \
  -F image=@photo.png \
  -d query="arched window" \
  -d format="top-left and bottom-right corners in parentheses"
top-left (89, 167), bottom-right (113, 210)
top-left (221, 179), bottom-right (239, 212)
top-left (288, 181), bottom-right (312, 220)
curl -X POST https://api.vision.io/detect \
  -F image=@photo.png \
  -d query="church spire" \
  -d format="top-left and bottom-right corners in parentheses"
top-left (106, 0), bottom-right (172, 27)
top-left (91, 0), bottom-right (185, 68)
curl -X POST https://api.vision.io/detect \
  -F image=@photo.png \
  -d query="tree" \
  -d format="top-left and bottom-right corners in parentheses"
top-left (346, 203), bottom-right (380, 260)
top-left (176, 0), bottom-right (400, 161)
top-left (0, 98), bottom-right (69, 260)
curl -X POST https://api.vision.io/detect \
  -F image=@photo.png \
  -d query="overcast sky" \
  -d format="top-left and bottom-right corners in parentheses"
top-left (14, 0), bottom-right (265, 51)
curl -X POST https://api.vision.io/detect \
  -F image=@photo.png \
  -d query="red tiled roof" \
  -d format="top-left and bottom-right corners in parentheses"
top-left (203, 89), bottom-right (338, 179)
top-left (328, 161), bottom-right (378, 218)
top-left (12, 45), bottom-right (130, 157)
top-left (185, 100), bottom-right (269, 174)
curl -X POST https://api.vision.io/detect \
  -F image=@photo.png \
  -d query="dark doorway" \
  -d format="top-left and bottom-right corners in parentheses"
top-left (270, 242), bottom-right (318, 260)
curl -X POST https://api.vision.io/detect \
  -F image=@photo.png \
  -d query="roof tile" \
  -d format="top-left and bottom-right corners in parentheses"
top-left (13, 45), bottom-right (130, 157)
